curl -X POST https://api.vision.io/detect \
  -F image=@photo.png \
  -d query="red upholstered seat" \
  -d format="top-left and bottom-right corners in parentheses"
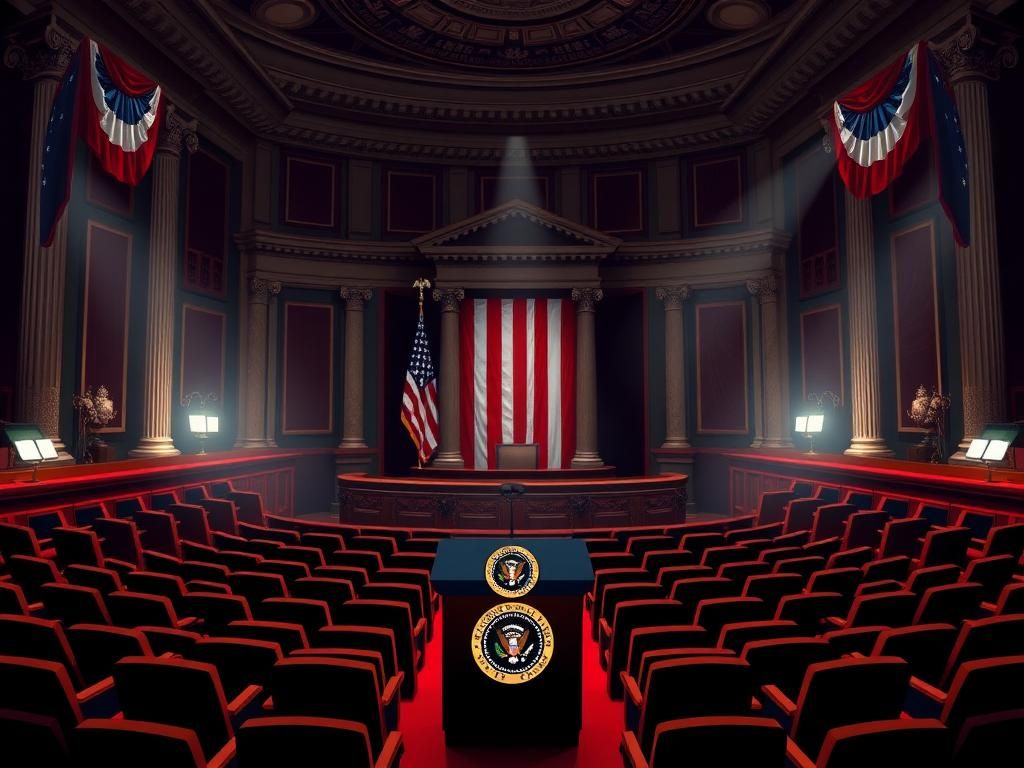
top-left (622, 715), bottom-right (786, 768)
top-left (238, 715), bottom-right (402, 768)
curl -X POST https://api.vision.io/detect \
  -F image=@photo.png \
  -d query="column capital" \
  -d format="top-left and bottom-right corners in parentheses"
top-left (4, 23), bottom-right (76, 81)
top-left (432, 287), bottom-right (464, 312)
top-left (340, 287), bottom-right (373, 309)
top-left (935, 20), bottom-right (1018, 84)
top-left (249, 277), bottom-right (273, 304)
top-left (158, 104), bottom-right (199, 157)
top-left (746, 273), bottom-right (778, 304)
top-left (571, 287), bottom-right (603, 312)
top-left (655, 285), bottom-right (690, 310)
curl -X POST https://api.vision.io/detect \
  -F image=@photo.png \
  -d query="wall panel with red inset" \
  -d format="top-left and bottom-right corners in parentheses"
top-left (282, 303), bottom-right (334, 434)
top-left (696, 301), bottom-right (748, 434)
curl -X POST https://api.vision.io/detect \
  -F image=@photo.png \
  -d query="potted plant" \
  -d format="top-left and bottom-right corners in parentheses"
top-left (72, 385), bottom-right (117, 463)
top-left (907, 386), bottom-right (951, 463)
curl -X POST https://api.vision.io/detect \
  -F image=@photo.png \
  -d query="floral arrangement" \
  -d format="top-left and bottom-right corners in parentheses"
top-left (907, 385), bottom-right (951, 463)
top-left (73, 386), bottom-right (117, 463)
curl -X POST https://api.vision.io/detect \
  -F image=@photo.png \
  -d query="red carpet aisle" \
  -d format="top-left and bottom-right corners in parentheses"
top-left (402, 606), bottom-right (623, 767)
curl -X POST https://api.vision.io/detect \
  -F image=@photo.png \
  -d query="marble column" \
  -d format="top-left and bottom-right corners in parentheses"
top-left (432, 288), bottom-right (465, 467)
top-left (937, 26), bottom-right (1017, 455)
top-left (844, 192), bottom-right (892, 456)
top-left (339, 287), bottom-right (373, 448)
top-left (265, 284), bottom-right (282, 447)
top-left (747, 274), bottom-right (790, 448)
top-left (6, 25), bottom-right (75, 459)
top-left (239, 277), bottom-right (279, 448)
top-left (571, 288), bottom-right (604, 468)
top-left (656, 286), bottom-right (691, 448)
top-left (130, 106), bottom-right (197, 457)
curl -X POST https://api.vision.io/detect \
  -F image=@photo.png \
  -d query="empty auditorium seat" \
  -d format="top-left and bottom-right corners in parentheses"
top-left (605, 599), bottom-right (688, 697)
top-left (916, 526), bottom-right (972, 569)
top-left (741, 637), bottom-right (835, 702)
top-left (258, 597), bottom-right (333, 637)
top-left (841, 512), bottom-right (889, 551)
top-left (92, 518), bottom-right (145, 569)
top-left (938, 655), bottom-right (1024, 736)
top-left (767, 657), bottom-right (911, 762)
top-left (107, 591), bottom-right (194, 629)
top-left (199, 498), bottom-right (239, 536)
top-left (861, 555), bottom-right (911, 583)
top-left (0, 615), bottom-right (85, 689)
top-left (963, 555), bottom-right (1016, 603)
top-left (334, 600), bottom-right (419, 698)
top-left (952, 708), bottom-right (1024, 767)
top-left (133, 510), bottom-right (181, 558)
top-left (237, 715), bottom-right (402, 768)
top-left (717, 619), bottom-right (807, 654)
top-left (0, 521), bottom-right (51, 560)
top-left (652, 565), bottom-right (711, 595)
top-left (8, 554), bottom-right (64, 602)
top-left (939, 614), bottom-right (1024, 689)
top-left (742, 573), bottom-right (804, 615)
top-left (73, 717), bottom-right (217, 768)
top-left (622, 715), bottom-right (786, 768)
top-left (40, 583), bottom-right (112, 626)
top-left (0, 581), bottom-right (32, 615)
top-left (668, 578), bottom-right (737, 622)
top-left (838, 590), bottom-right (918, 629)
top-left (190, 637), bottom-right (283, 702)
top-left (112, 656), bottom-right (238, 763)
top-left (0, 655), bottom-right (83, 742)
top-left (788, 718), bottom-right (951, 768)
top-left (67, 624), bottom-right (154, 687)
top-left (124, 571), bottom-right (189, 610)
top-left (180, 592), bottom-right (253, 632)
top-left (229, 572), bottom-right (289, 605)
top-left (64, 564), bottom-right (125, 594)
top-left (776, 592), bottom-right (847, 633)
top-left (906, 564), bottom-right (962, 596)
top-left (269, 657), bottom-right (396, 760)
top-left (0, 707), bottom-right (71, 767)
top-left (693, 597), bottom-right (770, 645)
top-left (137, 626), bottom-right (203, 657)
top-left (636, 657), bottom-right (757, 758)
top-left (969, 522), bottom-right (1024, 560)
top-left (913, 583), bottom-right (983, 626)
top-left (870, 624), bottom-right (957, 686)
top-left (220, 620), bottom-right (309, 654)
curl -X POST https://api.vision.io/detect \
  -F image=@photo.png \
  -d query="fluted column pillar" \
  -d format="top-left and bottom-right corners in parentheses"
top-left (938, 26), bottom-right (1017, 455)
top-left (844, 192), bottom-right (893, 456)
top-left (6, 25), bottom-right (75, 459)
top-left (432, 288), bottom-right (465, 467)
top-left (571, 288), bottom-right (604, 468)
top-left (239, 278), bottom-right (279, 448)
top-left (130, 106), bottom-right (197, 457)
top-left (657, 286), bottom-right (691, 448)
top-left (340, 287), bottom-right (372, 448)
top-left (748, 274), bottom-right (790, 448)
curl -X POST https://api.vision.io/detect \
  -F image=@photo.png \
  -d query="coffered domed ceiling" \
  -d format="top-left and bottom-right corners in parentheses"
top-left (239, 0), bottom-right (793, 71)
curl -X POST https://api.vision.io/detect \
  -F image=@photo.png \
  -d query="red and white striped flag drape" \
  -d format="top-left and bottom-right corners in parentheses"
top-left (459, 297), bottom-right (576, 469)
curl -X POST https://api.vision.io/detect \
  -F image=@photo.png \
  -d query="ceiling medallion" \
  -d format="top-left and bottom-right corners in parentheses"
top-left (706, 0), bottom-right (770, 31)
top-left (328, 0), bottom-right (698, 70)
top-left (252, 0), bottom-right (318, 30)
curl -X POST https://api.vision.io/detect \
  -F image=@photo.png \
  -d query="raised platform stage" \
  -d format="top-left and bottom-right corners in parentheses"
top-left (338, 472), bottom-right (688, 531)
top-left (408, 465), bottom-right (616, 480)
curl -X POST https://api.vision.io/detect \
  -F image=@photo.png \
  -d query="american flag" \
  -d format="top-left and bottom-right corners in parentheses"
top-left (401, 310), bottom-right (439, 465)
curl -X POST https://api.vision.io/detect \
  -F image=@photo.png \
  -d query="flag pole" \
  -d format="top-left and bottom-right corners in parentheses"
top-left (412, 277), bottom-right (431, 470)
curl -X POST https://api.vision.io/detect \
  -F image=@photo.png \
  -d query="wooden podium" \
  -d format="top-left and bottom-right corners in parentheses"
top-left (431, 538), bottom-right (593, 747)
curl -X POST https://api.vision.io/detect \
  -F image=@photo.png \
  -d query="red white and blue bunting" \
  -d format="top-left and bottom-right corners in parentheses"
top-left (831, 41), bottom-right (970, 246)
top-left (41, 37), bottom-right (163, 246)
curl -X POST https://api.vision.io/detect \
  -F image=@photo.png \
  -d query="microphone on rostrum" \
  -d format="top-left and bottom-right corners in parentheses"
top-left (499, 483), bottom-right (526, 538)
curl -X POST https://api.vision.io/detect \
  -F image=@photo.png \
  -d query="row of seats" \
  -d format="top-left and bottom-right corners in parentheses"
top-left (0, 481), bottom-right (452, 767)
top-left (576, 480), bottom-right (1024, 767)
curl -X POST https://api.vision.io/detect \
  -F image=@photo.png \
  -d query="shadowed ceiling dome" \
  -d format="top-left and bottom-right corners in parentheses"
top-left (312, 0), bottom-right (700, 69)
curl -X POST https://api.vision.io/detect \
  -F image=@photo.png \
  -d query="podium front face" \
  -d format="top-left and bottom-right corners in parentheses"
top-left (431, 538), bottom-right (593, 747)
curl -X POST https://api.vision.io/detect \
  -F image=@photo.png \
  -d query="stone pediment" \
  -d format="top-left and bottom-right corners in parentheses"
top-left (413, 200), bottom-right (619, 262)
